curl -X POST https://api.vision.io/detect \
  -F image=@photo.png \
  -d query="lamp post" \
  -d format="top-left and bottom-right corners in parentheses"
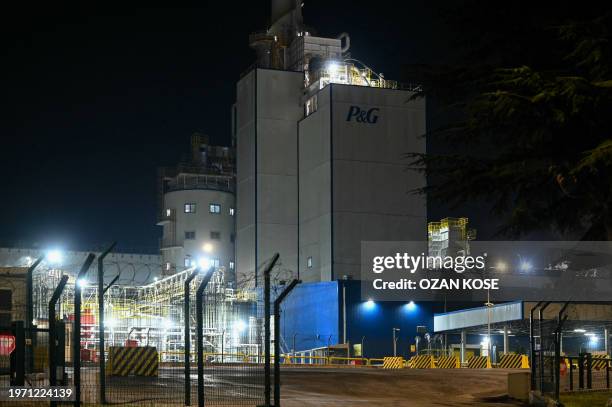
top-left (392, 328), bottom-right (400, 357)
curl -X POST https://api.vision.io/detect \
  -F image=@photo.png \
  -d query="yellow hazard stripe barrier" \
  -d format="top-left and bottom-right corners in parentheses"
top-left (410, 355), bottom-right (434, 369)
top-left (591, 356), bottom-right (611, 370)
top-left (382, 357), bottom-right (404, 369)
top-left (436, 356), bottom-right (460, 368)
top-left (467, 355), bottom-right (491, 369)
top-left (108, 346), bottom-right (159, 377)
top-left (497, 354), bottom-right (529, 369)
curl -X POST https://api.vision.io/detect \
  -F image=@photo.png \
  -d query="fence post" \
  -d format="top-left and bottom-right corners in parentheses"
top-left (538, 302), bottom-right (550, 392)
top-left (606, 358), bottom-right (609, 389)
top-left (274, 279), bottom-right (300, 407)
top-left (49, 275), bottom-right (69, 407)
top-left (529, 302), bottom-right (542, 390)
top-left (569, 357), bottom-right (573, 391)
top-left (98, 242), bottom-right (116, 405)
top-left (554, 302), bottom-right (569, 401)
top-left (578, 353), bottom-right (584, 389)
top-left (73, 253), bottom-right (96, 407)
top-left (586, 353), bottom-right (592, 390)
top-left (263, 253), bottom-right (280, 407)
top-left (196, 267), bottom-right (214, 407)
top-left (184, 268), bottom-right (200, 406)
top-left (26, 256), bottom-right (44, 373)
top-left (10, 321), bottom-right (25, 386)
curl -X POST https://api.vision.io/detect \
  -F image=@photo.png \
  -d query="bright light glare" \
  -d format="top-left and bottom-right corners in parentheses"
top-left (519, 261), bottom-right (532, 272)
top-left (480, 336), bottom-right (490, 347)
top-left (202, 243), bottom-right (213, 253)
top-left (573, 328), bottom-right (586, 333)
top-left (233, 320), bottom-right (247, 333)
top-left (589, 336), bottom-right (599, 344)
top-left (198, 257), bottom-right (210, 269)
top-left (76, 279), bottom-right (87, 288)
top-left (47, 249), bottom-right (63, 264)
top-left (327, 62), bottom-right (339, 72)
top-left (495, 261), bottom-right (508, 272)
top-left (154, 277), bottom-right (159, 282)
top-left (364, 299), bottom-right (376, 310)
top-left (405, 301), bottom-right (416, 311)
top-left (106, 318), bottom-right (117, 328)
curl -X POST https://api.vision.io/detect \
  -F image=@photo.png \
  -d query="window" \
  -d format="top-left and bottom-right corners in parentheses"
top-left (165, 208), bottom-right (172, 217)
top-left (229, 207), bottom-right (235, 216)
top-left (307, 256), bottom-right (313, 268)
top-left (229, 261), bottom-right (235, 270)
top-left (211, 259), bottom-right (220, 268)
top-left (209, 203), bottom-right (221, 214)
top-left (164, 262), bottom-right (172, 271)
top-left (184, 257), bottom-right (192, 267)
top-left (185, 231), bottom-right (196, 240)
top-left (210, 231), bottom-right (221, 240)
top-left (184, 203), bottom-right (196, 213)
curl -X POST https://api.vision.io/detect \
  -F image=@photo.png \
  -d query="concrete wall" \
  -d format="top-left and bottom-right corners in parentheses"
top-left (298, 87), bottom-right (332, 282)
top-left (298, 84), bottom-right (427, 282)
top-left (161, 189), bottom-right (235, 274)
top-left (235, 68), bottom-right (304, 288)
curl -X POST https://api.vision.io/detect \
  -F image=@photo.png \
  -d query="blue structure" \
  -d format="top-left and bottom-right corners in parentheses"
top-left (278, 280), bottom-right (439, 359)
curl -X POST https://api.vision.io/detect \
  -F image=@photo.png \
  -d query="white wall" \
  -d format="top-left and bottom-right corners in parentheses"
top-left (161, 189), bottom-right (235, 276)
top-left (298, 84), bottom-right (427, 281)
top-left (235, 68), bottom-right (304, 287)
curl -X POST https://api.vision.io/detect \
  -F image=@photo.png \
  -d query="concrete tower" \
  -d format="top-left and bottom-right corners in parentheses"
top-left (157, 134), bottom-right (236, 280)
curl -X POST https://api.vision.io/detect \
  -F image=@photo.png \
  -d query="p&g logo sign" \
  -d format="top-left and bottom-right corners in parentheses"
top-left (346, 106), bottom-right (380, 124)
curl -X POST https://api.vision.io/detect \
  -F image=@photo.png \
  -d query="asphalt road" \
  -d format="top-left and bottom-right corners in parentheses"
top-left (279, 367), bottom-right (521, 407)
top-left (3, 366), bottom-right (521, 406)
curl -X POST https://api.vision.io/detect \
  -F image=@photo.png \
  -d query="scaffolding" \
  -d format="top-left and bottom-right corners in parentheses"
top-left (428, 217), bottom-right (476, 258)
top-left (33, 267), bottom-right (261, 363)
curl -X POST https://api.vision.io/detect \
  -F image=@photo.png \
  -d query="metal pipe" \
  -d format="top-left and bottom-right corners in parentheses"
top-left (49, 275), bottom-right (68, 407)
top-left (342, 283), bottom-right (347, 344)
top-left (393, 328), bottom-right (400, 357)
top-left (74, 253), bottom-right (96, 407)
top-left (184, 268), bottom-right (200, 406)
top-left (196, 268), bottom-right (214, 407)
top-left (503, 326), bottom-right (508, 355)
top-left (264, 253), bottom-right (280, 407)
top-left (98, 242), bottom-right (116, 405)
top-left (605, 328), bottom-right (609, 357)
top-left (460, 331), bottom-right (466, 364)
top-left (274, 279), bottom-right (300, 407)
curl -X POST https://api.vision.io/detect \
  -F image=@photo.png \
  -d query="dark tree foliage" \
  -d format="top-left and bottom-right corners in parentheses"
top-left (405, 2), bottom-right (612, 240)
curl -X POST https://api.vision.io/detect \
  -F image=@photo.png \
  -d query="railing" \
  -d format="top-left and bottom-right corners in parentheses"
top-left (164, 174), bottom-right (235, 194)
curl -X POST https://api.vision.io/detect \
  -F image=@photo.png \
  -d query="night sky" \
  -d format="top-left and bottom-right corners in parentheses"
top-left (1, 1), bottom-right (455, 253)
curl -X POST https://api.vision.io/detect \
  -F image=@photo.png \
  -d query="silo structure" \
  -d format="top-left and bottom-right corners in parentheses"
top-left (157, 134), bottom-right (236, 281)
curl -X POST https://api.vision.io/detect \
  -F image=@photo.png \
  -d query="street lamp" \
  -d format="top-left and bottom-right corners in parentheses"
top-left (392, 328), bottom-right (400, 357)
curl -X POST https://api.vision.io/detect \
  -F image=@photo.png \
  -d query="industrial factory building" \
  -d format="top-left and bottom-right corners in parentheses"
top-left (234, 0), bottom-right (426, 285)
top-left (0, 0), bottom-right (609, 368)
